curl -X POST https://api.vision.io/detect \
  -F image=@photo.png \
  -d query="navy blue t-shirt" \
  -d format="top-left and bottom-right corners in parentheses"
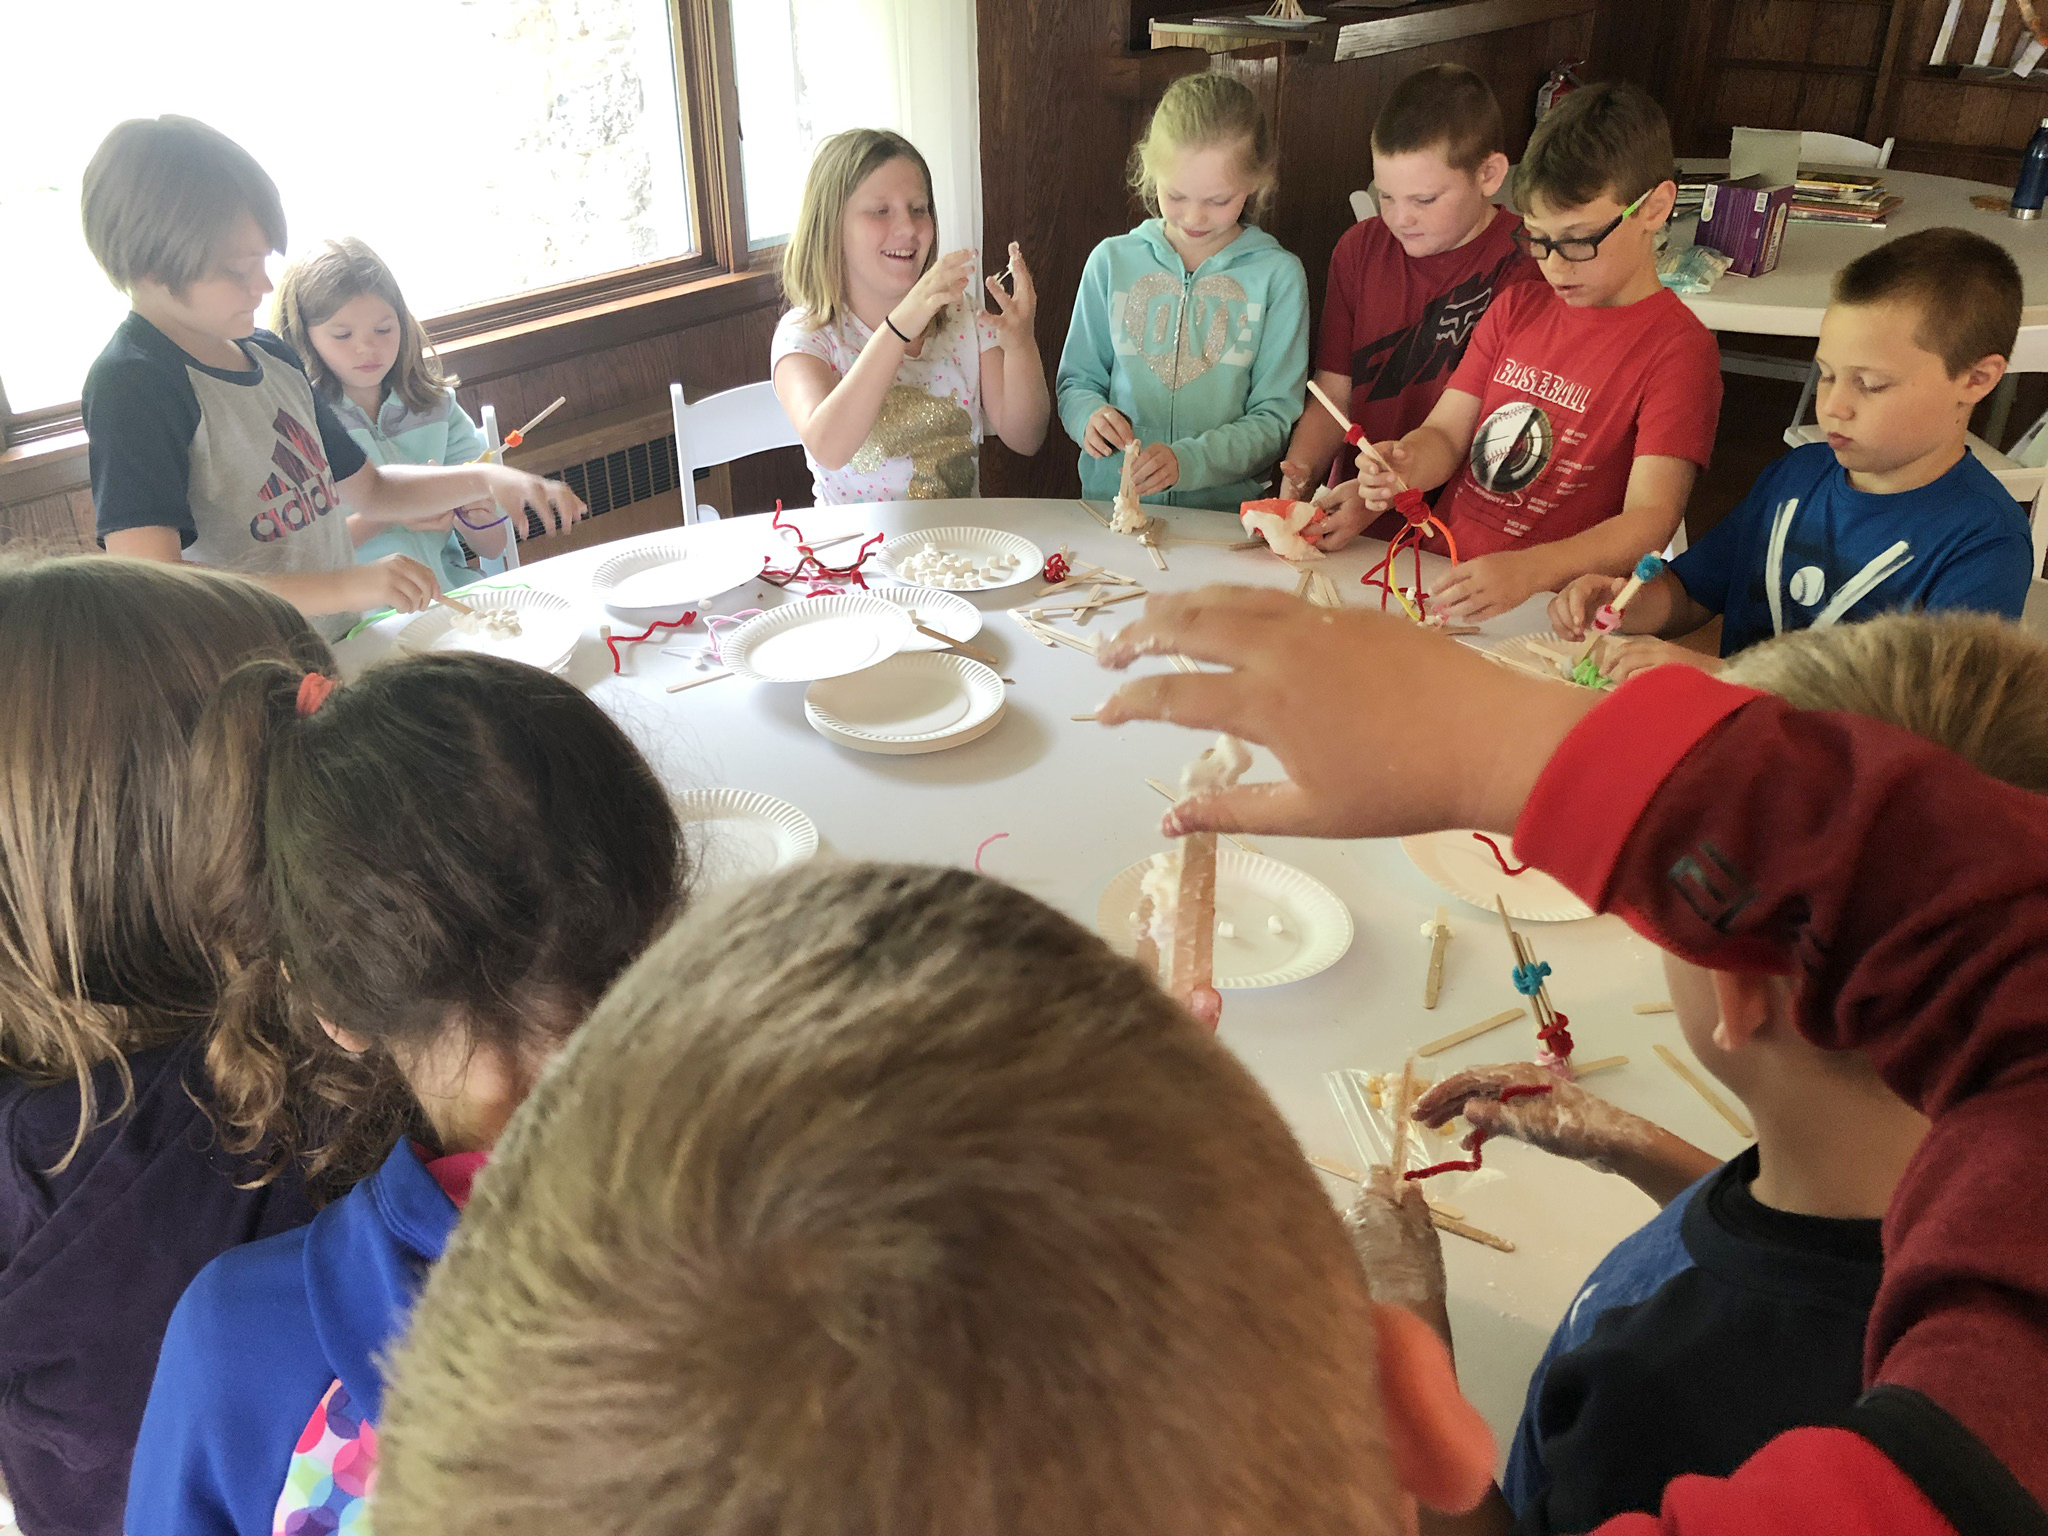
top-left (1671, 442), bottom-right (2032, 656)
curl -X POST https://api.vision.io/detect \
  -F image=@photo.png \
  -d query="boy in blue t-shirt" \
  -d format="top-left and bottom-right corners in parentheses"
top-left (1550, 227), bottom-right (2034, 673)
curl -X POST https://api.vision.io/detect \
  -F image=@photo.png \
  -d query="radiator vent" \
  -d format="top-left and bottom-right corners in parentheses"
top-left (555, 433), bottom-right (680, 519)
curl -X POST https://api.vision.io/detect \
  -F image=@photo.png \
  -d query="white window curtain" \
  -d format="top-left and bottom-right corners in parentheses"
top-left (739, 0), bottom-right (984, 262)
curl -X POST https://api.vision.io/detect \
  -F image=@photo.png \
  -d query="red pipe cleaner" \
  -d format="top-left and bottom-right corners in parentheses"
top-left (761, 502), bottom-right (884, 593)
top-left (1537, 1011), bottom-right (1576, 1060)
top-left (604, 614), bottom-right (698, 673)
top-left (973, 832), bottom-right (1010, 873)
top-left (1043, 551), bottom-right (1071, 584)
top-left (1472, 832), bottom-right (1531, 876)
top-left (1403, 1083), bottom-right (1553, 1181)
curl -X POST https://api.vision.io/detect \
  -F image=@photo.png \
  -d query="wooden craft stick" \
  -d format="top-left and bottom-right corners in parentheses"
top-left (1309, 1155), bottom-right (1470, 1232)
top-left (1632, 1001), bottom-right (1675, 1015)
top-left (913, 622), bottom-right (1001, 666)
top-left (1165, 833), bottom-right (1219, 1005)
top-left (1142, 778), bottom-right (1260, 855)
top-left (1573, 1054), bottom-right (1629, 1077)
top-left (1074, 498), bottom-right (1112, 529)
top-left (1424, 907), bottom-right (1450, 1010)
top-left (432, 591), bottom-right (479, 618)
top-left (1142, 528), bottom-right (1169, 570)
top-left (1170, 653), bottom-right (1200, 674)
top-left (1654, 1044), bottom-right (1755, 1139)
top-left (1033, 588), bottom-right (1147, 616)
top-left (1229, 537), bottom-right (1266, 551)
top-left (1310, 1154), bottom-right (1362, 1183)
top-left (1417, 1007), bottom-right (1525, 1058)
top-left (1117, 443), bottom-right (1140, 511)
top-left (1387, 1060), bottom-right (1416, 1175)
top-left (666, 670), bottom-right (734, 694)
top-left (1432, 1211), bottom-right (1515, 1253)
top-left (1071, 713), bottom-right (1098, 722)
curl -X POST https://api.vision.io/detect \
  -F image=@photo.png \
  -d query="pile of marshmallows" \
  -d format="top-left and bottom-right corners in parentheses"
top-left (897, 546), bottom-right (1024, 590)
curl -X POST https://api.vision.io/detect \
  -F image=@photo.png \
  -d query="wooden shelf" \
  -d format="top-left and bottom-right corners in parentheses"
top-left (1720, 58), bottom-right (1881, 78)
top-left (1914, 65), bottom-right (2048, 92)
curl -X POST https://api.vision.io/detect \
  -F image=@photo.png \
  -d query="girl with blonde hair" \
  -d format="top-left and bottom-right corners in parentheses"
top-left (273, 237), bottom-right (511, 592)
top-left (1057, 72), bottom-right (1309, 512)
top-left (0, 557), bottom-right (328, 1536)
top-left (772, 128), bottom-right (1050, 503)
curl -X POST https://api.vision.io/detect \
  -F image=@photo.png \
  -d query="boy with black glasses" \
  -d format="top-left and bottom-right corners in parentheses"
top-left (1341, 84), bottom-right (1723, 624)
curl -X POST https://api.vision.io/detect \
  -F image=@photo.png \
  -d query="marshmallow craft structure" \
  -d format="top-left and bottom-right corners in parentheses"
top-left (1132, 736), bottom-right (1252, 1013)
top-left (1111, 442), bottom-right (1170, 570)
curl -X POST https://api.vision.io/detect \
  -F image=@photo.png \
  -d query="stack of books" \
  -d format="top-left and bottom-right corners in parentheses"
top-left (1790, 172), bottom-right (1902, 227)
top-left (1674, 171), bottom-right (1721, 219)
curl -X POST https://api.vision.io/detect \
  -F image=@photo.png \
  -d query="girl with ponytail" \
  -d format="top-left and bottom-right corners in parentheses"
top-left (129, 650), bottom-right (690, 1536)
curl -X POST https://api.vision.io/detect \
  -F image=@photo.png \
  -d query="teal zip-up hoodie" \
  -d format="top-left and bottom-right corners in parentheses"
top-left (1057, 219), bottom-right (1308, 512)
top-left (331, 388), bottom-right (487, 593)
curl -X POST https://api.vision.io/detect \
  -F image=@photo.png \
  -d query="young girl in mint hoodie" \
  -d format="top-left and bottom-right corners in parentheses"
top-left (1057, 73), bottom-right (1309, 513)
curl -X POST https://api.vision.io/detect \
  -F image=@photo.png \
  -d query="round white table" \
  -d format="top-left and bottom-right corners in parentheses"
top-left (341, 499), bottom-right (1754, 1457)
top-left (1672, 163), bottom-right (2048, 336)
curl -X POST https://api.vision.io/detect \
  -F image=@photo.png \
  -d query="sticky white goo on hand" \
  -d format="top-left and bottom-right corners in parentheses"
top-left (1111, 495), bottom-right (1149, 536)
top-left (1343, 1171), bottom-right (1445, 1310)
top-left (1138, 852), bottom-right (1177, 954)
top-left (1179, 735), bottom-right (1252, 799)
top-left (452, 607), bottom-right (523, 639)
top-left (1239, 501), bottom-right (1325, 562)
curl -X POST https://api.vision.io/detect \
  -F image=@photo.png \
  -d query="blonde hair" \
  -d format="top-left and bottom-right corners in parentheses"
top-left (272, 237), bottom-right (457, 415)
top-left (782, 129), bottom-right (939, 331)
top-left (0, 557), bottom-right (329, 1170)
top-left (1129, 72), bottom-right (1279, 224)
top-left (82, 116), bottom-right (286, 294)
top-left (1722, 612), bottom-right (2048, 793)
top-left (377, 862), bottom-right (1400, 1536)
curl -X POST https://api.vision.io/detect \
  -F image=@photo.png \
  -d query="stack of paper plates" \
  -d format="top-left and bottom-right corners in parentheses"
top-left (671, 789), bottom-right (819, 887)
top-left (877, 527), bottom-right (1044, 592)
top-left (804, 652), bottom-right (1006, 754)
top-left (592, 539), bottom-right (764, 622)
top-left (721, 594), bottom-right (915, 683)
top-left (1095, 851), bottom-right (1354, 989)
top-left (400, 588), bottom-right (582, 674)
top-left (867, 586), bottom-right (983, 651)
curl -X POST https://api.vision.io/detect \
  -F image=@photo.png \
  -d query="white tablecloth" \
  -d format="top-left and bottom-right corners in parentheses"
top-left (1673, 163), bottom-right (2048, 336)
top-left (341, 498), bottom-right (1754, 1456)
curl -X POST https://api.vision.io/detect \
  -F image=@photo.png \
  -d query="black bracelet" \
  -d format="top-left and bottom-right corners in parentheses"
top-left (884, 314), bottom-right (912, 343)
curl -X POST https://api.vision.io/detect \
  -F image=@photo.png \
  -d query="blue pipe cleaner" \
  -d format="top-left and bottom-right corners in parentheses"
top-left (1634, 553), bottom-right (1666, 583)
top-left (1512, 960), bottom-right (1552, 996)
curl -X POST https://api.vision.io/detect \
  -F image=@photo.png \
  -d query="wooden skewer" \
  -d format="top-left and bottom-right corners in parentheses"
top-left (1417, 1007), bottom-right (1526, 1058)
top-left (1433, 1211), bottom-right (1515, 1253)
top-left (1169, 653), bottom-right (1200, 674)
top-left (1573, 1054), bottom-right (1629, 1077)
top-left (666, 670), bottom-right (734, 694)
top-left (1632, 1001), bottom-right (1675, 1016)
top-left (1142, 778), bottom-right (1259, 854)
top-left (1074, 498), bottom-right (1112, 530)
top-left (1228, 537), bottom-right (1266, 551)
top-left (510, 395), bottom-right (567, 443)
top-left (1654, 1044), bottom-right (1755, 1139)
top-left (1424, 906), bottom-right (1450, 1010)
top-left (432, 591), bottom-right (479, 618)
top-left (1306, 378), bottom-right (1403, 484)
top-left (914, 623), bottom-right (1001, 666)
top-left (1033, 589), bottom-right (1148, 617)
top-left (807, 530), bottom-right (866, 552)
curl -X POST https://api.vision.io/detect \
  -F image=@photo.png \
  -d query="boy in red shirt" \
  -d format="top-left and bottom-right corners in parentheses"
top-left (1279, 64), bottom-right (1540, 512)
top-left (1334, 83), bottom-right (1724, 624)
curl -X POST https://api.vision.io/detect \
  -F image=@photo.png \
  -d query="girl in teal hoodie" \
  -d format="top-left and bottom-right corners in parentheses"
top-left (1057, 74), bottom-right (1309, 513)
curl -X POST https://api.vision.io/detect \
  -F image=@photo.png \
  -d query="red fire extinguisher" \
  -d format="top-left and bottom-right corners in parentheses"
top-left (1536, 60), bottom-right (1585, 123)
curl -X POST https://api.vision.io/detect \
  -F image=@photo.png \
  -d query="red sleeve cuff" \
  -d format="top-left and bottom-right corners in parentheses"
top-left (1515, 668), bottom-right (1761, 914)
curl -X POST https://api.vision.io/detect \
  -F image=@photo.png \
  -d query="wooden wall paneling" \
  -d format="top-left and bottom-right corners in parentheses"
top-left (0, 487), bottom-right (94, 552)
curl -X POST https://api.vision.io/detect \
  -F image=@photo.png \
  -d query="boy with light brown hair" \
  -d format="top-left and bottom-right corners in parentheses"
top-left (1279, 64), bottom-right (1540, 510)
top-left (1332, 83), bottom-right (1723, 626)
top-left (373, 861), bottom-right (1497, 1536)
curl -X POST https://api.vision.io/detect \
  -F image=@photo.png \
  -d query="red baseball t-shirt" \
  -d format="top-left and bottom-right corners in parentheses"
top-left (1316, 209), bottom-right (1542, 451)
top-left (1430, 282), bottom-right (1722, 559)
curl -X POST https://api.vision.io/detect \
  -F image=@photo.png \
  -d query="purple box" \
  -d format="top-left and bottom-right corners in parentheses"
top-left (1697, 174), bottom-right (1793, 278)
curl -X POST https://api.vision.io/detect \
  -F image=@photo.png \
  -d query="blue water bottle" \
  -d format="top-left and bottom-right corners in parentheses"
top-left (2011, 117), bottom-right (2048, 220)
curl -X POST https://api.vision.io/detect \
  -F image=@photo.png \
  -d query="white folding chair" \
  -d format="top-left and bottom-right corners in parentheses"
top-left (1785, 323), bottom-right (2048, 507)
top-left (1796, 132), bottom-right (1894, 169)
top-left (1349, 189), bottom-right (1378, 222)
top-left (2023, 475), bottom-right (2048, 637)
top-left (472, 404), bottom-right (520, 576)
top-left (671, 381), bottom-right (803, 525)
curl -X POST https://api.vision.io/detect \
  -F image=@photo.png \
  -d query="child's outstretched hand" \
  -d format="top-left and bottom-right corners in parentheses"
top-left (1356, 440), bottom-right (1409, 512)
top-left (342, 554), bottom-right (438, 615)
top-left (1343, 1166), bottom-right (1447, 1315)
top-left (890, 248), bottom-right (977, 338)
top-left (1597, 636), bottom-right (1725, 686)
top-left (1128, 442), bottom-right (1179, 497)
top-left (985, 242), bottom-right (1036, 350)
top-left (1083, 406), bottom-right (1134, 459)
top-left (481, 466), bottom-right (586, 538)
top-left (1430, 550), bottom-right (1539, 623)
top-left (1415, 1062), bottom-right (1643, 1169)
top-left (1310, 480), bottom-right (1374, 551)
top-left (1549, 574), bottom-right (1628, 640)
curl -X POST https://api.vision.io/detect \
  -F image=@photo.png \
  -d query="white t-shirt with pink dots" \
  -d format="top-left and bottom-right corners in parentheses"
top-left (770, 304), bottom-right (1001, 505)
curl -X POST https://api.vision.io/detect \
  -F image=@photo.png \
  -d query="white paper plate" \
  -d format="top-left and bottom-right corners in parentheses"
top-left (868, 586), bottom-right (984, 651)
top-left (722, 594), bottom-right (914, 683)
top-left (1401, 829), bottom-right (1594, 923)
top-left (877, 526), bottom-right (1045, 591)
top-left (1096, 850), bottom-right (1354, 989)
top-left (1477, 632), bottom-right (1614, 690)
top-left (399, 588), bottom-right (581, 673)
top-left (591, 539), bottom-right (764, 616)
top-left (804, 652), bottom-right (1006, 754)
top-left (672, 789), bottom-right (819, 887)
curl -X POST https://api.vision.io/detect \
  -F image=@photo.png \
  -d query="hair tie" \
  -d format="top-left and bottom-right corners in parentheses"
top-left (296, 672), bottom-right (336, 717)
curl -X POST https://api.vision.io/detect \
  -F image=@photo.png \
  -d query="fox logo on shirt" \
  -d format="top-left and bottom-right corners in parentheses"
top-left (251, 408), bottom-right (341, 543)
